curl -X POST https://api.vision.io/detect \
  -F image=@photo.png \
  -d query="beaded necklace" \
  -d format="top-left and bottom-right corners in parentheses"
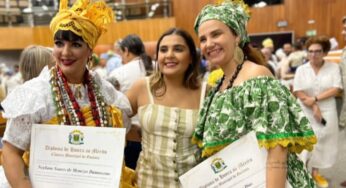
top-left (201, 62), bottom-right (244, 126)
top-left (50, 66), bottom-right (110, 127)
top-left (220, 62), bottom-right (244, 90)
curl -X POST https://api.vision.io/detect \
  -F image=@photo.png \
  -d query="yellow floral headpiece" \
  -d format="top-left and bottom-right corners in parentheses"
top-left (50, 0), bottom-right (114, 49)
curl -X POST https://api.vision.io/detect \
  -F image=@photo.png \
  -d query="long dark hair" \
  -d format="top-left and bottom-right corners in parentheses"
top-left (151, 28), bottom-right (201, 97)
top-left (119, 34), bottom-right (153, 76)
top-left (242, 42), bottom-right (266, 66)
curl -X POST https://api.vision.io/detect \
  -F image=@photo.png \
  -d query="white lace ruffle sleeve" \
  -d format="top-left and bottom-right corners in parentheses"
top-left (1, 68), bottom-right (133, 150)
top-left (2, 67), bottom-right (53, 150)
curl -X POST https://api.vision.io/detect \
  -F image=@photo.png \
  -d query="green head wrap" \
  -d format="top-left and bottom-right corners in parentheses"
top-left (194, 0), bottom-right (250, 47)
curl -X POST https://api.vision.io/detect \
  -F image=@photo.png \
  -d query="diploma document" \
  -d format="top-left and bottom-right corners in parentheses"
top-left (29, 124), bottom-right (126, 188)
top-left (180, 131), bottom-right (290, 188)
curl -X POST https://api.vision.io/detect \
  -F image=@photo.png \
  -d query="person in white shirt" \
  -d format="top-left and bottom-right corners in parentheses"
top-left (108, 34), bottom-right (153, 169)
top-left (108, 34), bottom-right (153, 93)
top-left (294, 36), bottom-right (343, 188)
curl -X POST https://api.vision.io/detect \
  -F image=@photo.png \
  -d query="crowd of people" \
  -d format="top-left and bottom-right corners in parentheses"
top-left (0, 0), bottom-right (345, 188)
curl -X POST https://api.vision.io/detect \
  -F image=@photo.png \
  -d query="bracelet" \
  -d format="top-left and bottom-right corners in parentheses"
top-left (314, 96), bottom-right (318, 102)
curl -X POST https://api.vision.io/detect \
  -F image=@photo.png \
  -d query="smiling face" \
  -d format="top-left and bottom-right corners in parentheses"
top-left (307, 43), bottom-right (325, 65)
top-left (53, 31), bottom-right (91, 83)
top-left (198, 20), bottom-right (240, 70)
top-left (157, 34), bottom-right (192, 77)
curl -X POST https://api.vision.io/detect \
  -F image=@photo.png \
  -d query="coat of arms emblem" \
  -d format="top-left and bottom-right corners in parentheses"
top-left (211, 158), bottom-right (227, 173)
top-left (69, 130), bottom-right (84, 145)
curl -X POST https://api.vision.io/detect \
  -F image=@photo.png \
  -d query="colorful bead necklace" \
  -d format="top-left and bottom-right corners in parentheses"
top-left (50, 66), bottom-right (110, 127)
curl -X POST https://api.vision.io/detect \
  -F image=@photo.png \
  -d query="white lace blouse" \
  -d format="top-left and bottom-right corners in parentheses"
top-left (1, 67), bottom-right (132, 151)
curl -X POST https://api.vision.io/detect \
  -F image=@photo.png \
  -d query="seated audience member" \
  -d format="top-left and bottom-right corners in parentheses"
top-left (106, 41), bottom-right (123, 74)
top-left (93, 53), bottom-right (108, 78)
top-left (280, 41), bottom-right (307, 91)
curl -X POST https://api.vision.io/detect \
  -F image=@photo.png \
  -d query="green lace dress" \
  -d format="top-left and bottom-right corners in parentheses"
top-left (192, 76), bottom-right (317, 188)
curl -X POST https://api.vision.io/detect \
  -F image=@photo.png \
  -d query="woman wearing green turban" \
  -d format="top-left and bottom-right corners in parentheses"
top-left (192, 1), bottom-right (317, 188)
top-left (1, 0), bottom-right (136, 187)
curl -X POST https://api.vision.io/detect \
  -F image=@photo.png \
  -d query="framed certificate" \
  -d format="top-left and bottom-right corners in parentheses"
top-left (29, 124), bottom-right (126, 188)
top-left (180, 131), bottom-right (292, 188)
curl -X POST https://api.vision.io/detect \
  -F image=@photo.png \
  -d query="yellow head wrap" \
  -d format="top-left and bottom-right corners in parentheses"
top-left (50, 0), bottom-right (114, 49)
top-left (262, 38), bottom-right (274, 48)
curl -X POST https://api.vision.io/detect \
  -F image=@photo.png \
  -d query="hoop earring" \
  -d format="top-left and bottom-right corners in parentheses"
top-left (87, 56), bottom-right (93, 69)
top-left (233, 46), bottom-right (244, 64)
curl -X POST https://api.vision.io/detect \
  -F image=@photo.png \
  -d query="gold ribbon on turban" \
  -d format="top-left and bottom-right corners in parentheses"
top-left (50, 0), bottom-right (114, 49)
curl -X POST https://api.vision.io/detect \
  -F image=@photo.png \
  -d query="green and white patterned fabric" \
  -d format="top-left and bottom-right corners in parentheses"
top-left (194, 0), bottom-right (250, 47)
top-left (192, 76), bottom-right (317, 188)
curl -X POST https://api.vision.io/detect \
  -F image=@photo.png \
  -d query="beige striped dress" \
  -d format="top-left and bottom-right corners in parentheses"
top-left (136, 79), bottom-right (202, 188)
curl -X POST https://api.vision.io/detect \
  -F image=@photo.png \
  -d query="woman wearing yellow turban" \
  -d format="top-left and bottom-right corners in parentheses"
top-left (1, 0), bottom-right (136, 187)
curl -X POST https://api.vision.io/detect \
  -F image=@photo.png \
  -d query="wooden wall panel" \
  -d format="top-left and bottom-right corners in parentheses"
top-left (247, 5), bottom-right (285, 33)
top-left (173, 0), bottom-right (212, 42)
top-left (97, 17), bottom-right (176, 44)
top-left (1, 0), bottom-right (346, 50)
top-left (329, 0), bottom-right (346, 48)
top-left (32, 26), bottom-right (54, 47)
top-left (173, 0), bottom-right (346, 48)
top-left (0, 18), bottom-right (175, 50)
top-left (0, 27), bottom-right (34, 49)
top-left (283, 0), bottom-right (331, 38)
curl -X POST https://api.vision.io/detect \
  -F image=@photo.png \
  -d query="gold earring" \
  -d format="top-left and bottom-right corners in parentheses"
top-left (87, 56), bottom-right (93, 68)
top-left (233, 46), bottom-right (244, 64)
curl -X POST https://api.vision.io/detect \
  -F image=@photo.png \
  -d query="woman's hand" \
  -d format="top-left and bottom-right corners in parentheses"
top-left (312, 104), bottom-right (322, 122)
top-left (294, 91), bottom-right (315, 108)
top-left (302, 96), bottom-right (315, 107)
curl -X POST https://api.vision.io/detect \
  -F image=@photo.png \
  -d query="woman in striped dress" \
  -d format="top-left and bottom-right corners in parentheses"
top-left (126, 28), bottom-right (204, 188)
